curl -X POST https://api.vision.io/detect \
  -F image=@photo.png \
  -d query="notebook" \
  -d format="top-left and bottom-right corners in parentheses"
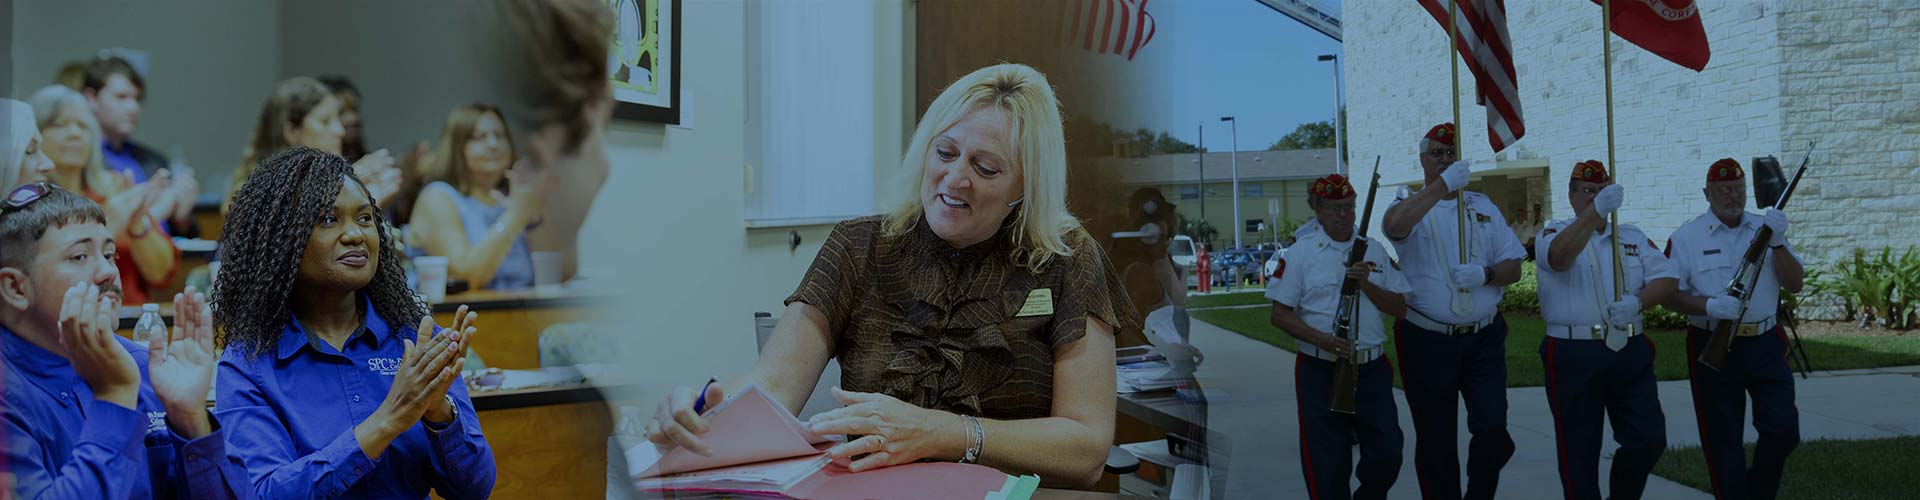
top-left (627, 385), bottom-right (1037, 500)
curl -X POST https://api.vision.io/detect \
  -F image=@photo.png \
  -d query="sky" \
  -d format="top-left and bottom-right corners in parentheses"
top-left (1138, 0), bottom-right (1345, 151)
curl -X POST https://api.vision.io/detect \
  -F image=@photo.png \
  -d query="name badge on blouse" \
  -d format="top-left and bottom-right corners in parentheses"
top-left (1017, 288), bottom-right (1055, 317)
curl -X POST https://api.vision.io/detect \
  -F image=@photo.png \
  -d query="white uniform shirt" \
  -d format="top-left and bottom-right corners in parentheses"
top-left (1665, 211), bottom-right (1795, 325)
top-left (1386, 190), bottom-right (1530, 324)
top-left (1533, 219), bottom-right (1677, 329)
top-left (1266, 228), bottom-right (1411, 355)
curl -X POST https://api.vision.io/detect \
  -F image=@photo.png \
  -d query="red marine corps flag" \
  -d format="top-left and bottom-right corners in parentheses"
top-left (1591, 0), bottom-right (1711, 71)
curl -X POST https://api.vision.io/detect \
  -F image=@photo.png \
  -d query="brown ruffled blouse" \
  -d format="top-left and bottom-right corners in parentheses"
top-left (786, 215), bottom-right (1141, 421)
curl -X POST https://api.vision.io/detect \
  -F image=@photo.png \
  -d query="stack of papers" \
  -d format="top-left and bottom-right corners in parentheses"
top-left (1118, 358), bottom-right (1198, 394)
top-left (628, 385), bottom-right (1034, 500)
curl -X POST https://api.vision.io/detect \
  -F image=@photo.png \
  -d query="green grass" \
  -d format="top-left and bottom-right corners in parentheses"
top-left (1652, 437), bottom-right (1920, 500)
top-left (1190, 307), bottom-right (1920, 388)
top-left (1185, 290), bottom-right (1270, 309)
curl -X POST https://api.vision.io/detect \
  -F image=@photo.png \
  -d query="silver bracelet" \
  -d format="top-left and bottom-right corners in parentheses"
top-left (960, 415), bottom-right (984, 464)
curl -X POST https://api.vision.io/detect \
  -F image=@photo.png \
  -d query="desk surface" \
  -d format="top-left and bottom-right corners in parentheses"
top-left (429, 287), bottom-right (608, 313)
top-left (469, 383), bottom-right (633, 411)
top-left (1116, 390), bottom-right (1232, 449)
top-left (117, 287), bottom-right (608, 329)
top-left (1032, 489), bottom-right (1152, 499)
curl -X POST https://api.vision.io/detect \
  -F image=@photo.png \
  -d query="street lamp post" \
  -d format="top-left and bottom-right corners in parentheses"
top-left (1220, 116), bottom-right (1241, 250)
top-left (1197, 124), bottom-right (1206, 224)
top-left (1318, 53), bottom-right (1345, 175)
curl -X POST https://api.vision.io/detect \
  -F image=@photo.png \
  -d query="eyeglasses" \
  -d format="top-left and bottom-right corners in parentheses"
top-left (1425, 148), bottom-right (1457, 158)
top-left (1, 182), bottom-right (55, 215)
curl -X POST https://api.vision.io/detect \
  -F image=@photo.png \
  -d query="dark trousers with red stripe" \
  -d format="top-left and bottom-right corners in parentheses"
top-left (1686, 327), bottom-right (1800, 500)
top-left (1393, 315), bottom-right (1515, 500)
top-left (1295, 353), bottom-right (1403, 500)
top-left (1540, 334), bottom-right (1667, 500)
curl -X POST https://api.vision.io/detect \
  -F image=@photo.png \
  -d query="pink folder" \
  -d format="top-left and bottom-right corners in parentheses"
top-left (628, 385), bottom-right (1021, 500)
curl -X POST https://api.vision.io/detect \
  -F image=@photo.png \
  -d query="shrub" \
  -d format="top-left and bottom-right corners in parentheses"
top-left (1811, 246), bottom-right (1920, 329)
top-left (1499, 261), bottom-right (1539, 313)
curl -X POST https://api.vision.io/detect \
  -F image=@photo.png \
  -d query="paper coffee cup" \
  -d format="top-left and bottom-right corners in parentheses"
top-left (415, 256), bottom-right (449, 303)
top-left (532, 251), bottom-right (565, 290)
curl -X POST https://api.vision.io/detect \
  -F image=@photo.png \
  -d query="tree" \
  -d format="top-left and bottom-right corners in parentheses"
top-left (1153, 131), bottom-right (1202, 154)
top-left (1269, 120), bottom-right (1336, 151)
top-left (1065, 121), bottom-right (1203, 158)
top-left (1178, 214), bottom-right (1219, 250)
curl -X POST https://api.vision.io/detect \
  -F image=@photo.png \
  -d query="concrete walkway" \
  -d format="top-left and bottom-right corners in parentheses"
top-left (1177, 318), bottom-right (1920, 499)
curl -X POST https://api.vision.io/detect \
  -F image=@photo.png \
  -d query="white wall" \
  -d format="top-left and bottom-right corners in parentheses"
top-left (586, 0), bottom-right (911, 402)
top-left (1345, 0), bottom-right (1785, 242)
top-left (1776, 2), bottom-right (1920, 270)
top-left (276, 0), bottom-right (519, 175)
top-left (9, 0), bottom-right (281, 191)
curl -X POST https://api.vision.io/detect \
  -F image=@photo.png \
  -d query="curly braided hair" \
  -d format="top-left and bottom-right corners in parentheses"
top-left (213, 146), bottom-right (426, 359)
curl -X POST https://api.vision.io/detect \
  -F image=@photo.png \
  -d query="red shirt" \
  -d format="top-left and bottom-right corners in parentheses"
top-left (85, 190), bottom-right (178, 306)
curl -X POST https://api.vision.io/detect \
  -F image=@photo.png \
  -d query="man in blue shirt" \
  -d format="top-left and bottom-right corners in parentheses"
top-left (81, 56), bottom-right (199, 236)
top-left (0, 182), bottom-right (249, 499)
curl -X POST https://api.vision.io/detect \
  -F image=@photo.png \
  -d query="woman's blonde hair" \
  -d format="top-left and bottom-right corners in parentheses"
top-left (228, 76), bottom-right (334, 209)
top-left (883, 63), bottom-right (1080, 270)
top-left (28, 85), bottom-right (122, 198)
top-left (421, 103), bottom-right (514, 195)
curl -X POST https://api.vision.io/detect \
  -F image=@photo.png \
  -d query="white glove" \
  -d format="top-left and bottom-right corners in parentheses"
top-left (1763, 208), bottom-right (1789, 246)
top-left (1440, 161), bottom-right (1471, 192)
top-left (1607, 296), bottom-right (1642, 328)
top-left (1450, 264), bottom-right (1487, 288)
top-left (1706, 294), bottom-right (1744, 321)
top-left (1593, 184), bottom-right (1624, 216)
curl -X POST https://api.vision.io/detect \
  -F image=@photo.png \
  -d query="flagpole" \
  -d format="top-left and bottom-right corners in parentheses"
top-left (1602, 0), bottom-right (1632, 333)
top-left (1450, 0), bottom-right (1468, 269)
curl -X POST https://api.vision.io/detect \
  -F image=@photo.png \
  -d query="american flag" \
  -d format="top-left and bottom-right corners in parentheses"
top-left (1416, 0), bottom-right (1526, 152)
top-left (1060, 0), bottom-right (1157, 61)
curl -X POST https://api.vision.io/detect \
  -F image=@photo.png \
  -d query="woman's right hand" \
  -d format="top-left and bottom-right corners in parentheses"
top-left (644, 382), bottom-right (727, 455)
top-left (353, 149), bottom-right (402, 208)
top-left (103, 171), bottom-right (170, 237)
top-left (373, 316), bottom-right (464, 433)
top-left (503, 163), bottom-right (554, 218)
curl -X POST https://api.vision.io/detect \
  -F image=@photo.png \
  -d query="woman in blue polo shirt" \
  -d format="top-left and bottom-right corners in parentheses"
top-left (210, 146), bottom-right (495, 499)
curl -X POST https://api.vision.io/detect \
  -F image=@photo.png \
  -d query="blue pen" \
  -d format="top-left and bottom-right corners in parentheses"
top-left (693, 377), bottom-right (718, 414)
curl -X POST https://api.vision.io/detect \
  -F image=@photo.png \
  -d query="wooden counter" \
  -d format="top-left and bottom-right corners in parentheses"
top-left (119, 287), bottom-right (606, 370)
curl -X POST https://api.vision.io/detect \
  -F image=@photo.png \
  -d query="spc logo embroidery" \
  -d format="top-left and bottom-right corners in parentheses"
top-left (146, 411), bottom-right (168, 435)
top-left (368, 357), bottom-right (402, 376)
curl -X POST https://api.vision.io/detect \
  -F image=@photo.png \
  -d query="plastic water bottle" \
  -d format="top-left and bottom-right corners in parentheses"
top-left (133, 304), bottom-right (165, 344)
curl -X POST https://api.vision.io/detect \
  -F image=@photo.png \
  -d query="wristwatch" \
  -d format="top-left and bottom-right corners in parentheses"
top-left (425, 395), bottom-right (458, 433)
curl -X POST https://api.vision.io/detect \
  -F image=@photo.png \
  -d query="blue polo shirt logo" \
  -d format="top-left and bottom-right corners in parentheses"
top-left (146, 410), bottom-right (169, 434)
top-left (368, 357), bottom-right (402, 376)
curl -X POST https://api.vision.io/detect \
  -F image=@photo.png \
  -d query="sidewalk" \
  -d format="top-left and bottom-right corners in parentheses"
top-left (1179, 318), bottom-right (1920, 499)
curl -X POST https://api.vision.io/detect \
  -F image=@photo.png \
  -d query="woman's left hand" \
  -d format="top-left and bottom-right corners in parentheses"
top-left (422, 305), bottom-right (478, 424)
top-left (805, 387), bottom-right (963, 472)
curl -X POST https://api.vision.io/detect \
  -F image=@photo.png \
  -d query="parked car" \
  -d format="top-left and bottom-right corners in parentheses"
top-left (1210, 249), bottom-right (1263, 288)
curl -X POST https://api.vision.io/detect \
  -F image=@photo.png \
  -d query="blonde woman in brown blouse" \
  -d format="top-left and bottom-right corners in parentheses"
top-left (643, 63), bottom-right (1139, 489)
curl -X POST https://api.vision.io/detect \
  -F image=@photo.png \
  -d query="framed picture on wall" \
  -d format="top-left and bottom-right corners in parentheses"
top-left (608, 0), bottom-right (681, 124)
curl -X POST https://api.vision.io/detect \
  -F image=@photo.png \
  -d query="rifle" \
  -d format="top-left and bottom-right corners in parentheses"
top-left (1330, 156), bottom-right (1383, 414)
top-left (1700, 143), bottom-right (1814, 370)
top-left (1779, 299), bottom-right (1814, 378)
